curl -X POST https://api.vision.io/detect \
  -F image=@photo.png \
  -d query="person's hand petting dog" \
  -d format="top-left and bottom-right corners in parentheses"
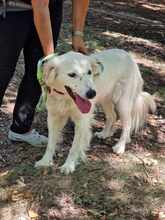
top-left (72, 35), bottom-right (88, 54)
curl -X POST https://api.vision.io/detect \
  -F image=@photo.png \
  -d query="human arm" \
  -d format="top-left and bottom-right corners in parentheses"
top-left (31, 0), bottom-right (54, 56)
top-left (72, 0), bottom-right (89, 54)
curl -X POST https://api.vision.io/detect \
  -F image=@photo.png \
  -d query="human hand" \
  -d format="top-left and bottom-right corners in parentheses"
top-left (72, 35), bottom-right (88, 54)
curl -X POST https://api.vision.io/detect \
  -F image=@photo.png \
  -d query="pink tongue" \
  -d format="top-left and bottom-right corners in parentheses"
top-left (75, 95), bottom-right (91, 113)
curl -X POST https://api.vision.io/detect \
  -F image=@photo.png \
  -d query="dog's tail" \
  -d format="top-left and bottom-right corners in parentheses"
top-left (131, 92), bottom-right (156, 133)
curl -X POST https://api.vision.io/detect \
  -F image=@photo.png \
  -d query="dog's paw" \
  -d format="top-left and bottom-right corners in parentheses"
top-left (35, 158), bottom-right (53, 168)
top-left (60, 161), bottom-right (76, 174)
top-left (112, 143), bottom-right (125, 155)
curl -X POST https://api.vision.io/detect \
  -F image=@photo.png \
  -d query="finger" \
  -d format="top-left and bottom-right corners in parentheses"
top-left (72, 44), bottom-right (88, 55)
top-left (79, 47), bottom-right (88, 55)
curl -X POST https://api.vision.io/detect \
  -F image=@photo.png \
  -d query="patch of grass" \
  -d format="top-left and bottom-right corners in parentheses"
top-left (158, 87), bottom-right (165, 99)
top-left (71, 160), bottom-right (110, 218)
top-left (142, 67), bottom-right (153, 76)
top-left (4, 164), bottom-right (43, 185)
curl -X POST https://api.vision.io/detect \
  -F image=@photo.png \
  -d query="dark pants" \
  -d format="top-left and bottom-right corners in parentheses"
top-left (0, 0), bottom-right (63, 134)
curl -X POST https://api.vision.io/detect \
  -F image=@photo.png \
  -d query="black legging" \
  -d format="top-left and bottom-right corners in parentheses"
top-left (0, 0), bottom-right (63, 134)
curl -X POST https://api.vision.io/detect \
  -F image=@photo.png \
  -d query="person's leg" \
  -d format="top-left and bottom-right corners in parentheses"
top-left (0, 12), bottom-right (31, 107)
top-left (8, 11), bottom-right (48, 146)
top-left (10, 11), bottom-right (43, 134)
top-left (10, 0), bottom-right (64, 134)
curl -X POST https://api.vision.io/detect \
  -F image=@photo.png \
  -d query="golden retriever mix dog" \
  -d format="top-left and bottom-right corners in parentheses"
top-left (35, 49), bottom-right (156, 174)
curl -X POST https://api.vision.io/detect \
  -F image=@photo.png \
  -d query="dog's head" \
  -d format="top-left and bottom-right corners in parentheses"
top-left (41, 51), bottom-right (98, 113)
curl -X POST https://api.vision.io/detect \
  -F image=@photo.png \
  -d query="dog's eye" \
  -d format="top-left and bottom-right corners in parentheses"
top-left (88, 70), bottom-right (92, 75)
top-left (68, 73), bottom-right (77, 78)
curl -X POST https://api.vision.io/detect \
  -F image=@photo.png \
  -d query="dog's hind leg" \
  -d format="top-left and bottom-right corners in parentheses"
top-left (35, 113), bottom-right (67, 167)
top-left (61, 117), bottom-right (92, 174)
top-left (112, 100), bottom-right (132, 154)
top-left (95, 101), bottom-right (117, 139)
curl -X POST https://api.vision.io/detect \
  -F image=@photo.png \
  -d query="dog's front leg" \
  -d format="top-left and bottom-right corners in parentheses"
top-left (35, 113), bottom-right (67, 167)
top-left (61, 117), bottom-right (92, 174)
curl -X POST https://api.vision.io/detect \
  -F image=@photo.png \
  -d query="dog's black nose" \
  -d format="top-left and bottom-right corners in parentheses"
top-left (86, 89), bottom-right (96, 99)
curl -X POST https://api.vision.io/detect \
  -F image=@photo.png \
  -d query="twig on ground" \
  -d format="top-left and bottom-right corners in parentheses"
top-left (134, 155), bottom-right (151, 179)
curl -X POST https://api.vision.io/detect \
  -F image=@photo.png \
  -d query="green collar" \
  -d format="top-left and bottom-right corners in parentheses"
top-left (37, 53), bottom-right (57, 85)
top-left (36, 53), bottom-right (57, 112)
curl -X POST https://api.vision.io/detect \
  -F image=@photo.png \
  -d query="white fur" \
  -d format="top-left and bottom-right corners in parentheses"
top-left (35, 49), bottom-right (156, 174)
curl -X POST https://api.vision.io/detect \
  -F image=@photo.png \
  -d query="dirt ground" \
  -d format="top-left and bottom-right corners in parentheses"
top-left (0, 0), bottom-right (165, 219)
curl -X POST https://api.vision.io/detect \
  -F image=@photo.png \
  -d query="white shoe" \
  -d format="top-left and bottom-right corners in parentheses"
top-left (8, 129), bottom-right (48, 147)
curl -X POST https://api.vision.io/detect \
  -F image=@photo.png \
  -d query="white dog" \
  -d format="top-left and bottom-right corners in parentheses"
top-left (35, 49), bottom-right (156, 174)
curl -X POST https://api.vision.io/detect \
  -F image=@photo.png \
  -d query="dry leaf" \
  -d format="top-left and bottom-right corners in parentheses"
top-left (159, 211), bottom-right (165, 220)
top-left (28, 209), bottom-right (38, 219)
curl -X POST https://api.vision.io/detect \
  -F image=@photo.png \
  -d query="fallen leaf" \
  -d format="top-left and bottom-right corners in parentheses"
top-left (28, 209), bottom-right (38, 219)
top-left (159, 211), bottom-right (165, 220)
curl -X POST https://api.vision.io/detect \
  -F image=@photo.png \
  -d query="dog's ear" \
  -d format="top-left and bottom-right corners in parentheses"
top-left (90, 58), bottom-right (98, 76)
top-left (43, 62), bottom-right (58, 84)
top-left (89, 57), bottom-right (104, 77)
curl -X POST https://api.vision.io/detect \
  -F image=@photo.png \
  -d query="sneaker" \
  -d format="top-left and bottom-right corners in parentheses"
top-left (8, 129), bottom-right (48, 147)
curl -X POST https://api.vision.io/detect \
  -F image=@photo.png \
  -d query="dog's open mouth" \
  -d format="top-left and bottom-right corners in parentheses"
top-left (65, 86), bottom-right (91, 114)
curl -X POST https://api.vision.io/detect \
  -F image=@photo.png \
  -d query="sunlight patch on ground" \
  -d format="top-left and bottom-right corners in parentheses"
top-left (142, 3), bottom-right (165, 11)
top-left (47, 193), bottom-right (87, 219)
top-left (0, 201), bottom-right (30, 220)
top-left (105, 179), bottom-right (125, 191)
top-left (0, 170), bottom-right (9, 177)
top-left (128, 51), bottom-right (165, 76)
top-left (103, 31), bottom-right (163, 49)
